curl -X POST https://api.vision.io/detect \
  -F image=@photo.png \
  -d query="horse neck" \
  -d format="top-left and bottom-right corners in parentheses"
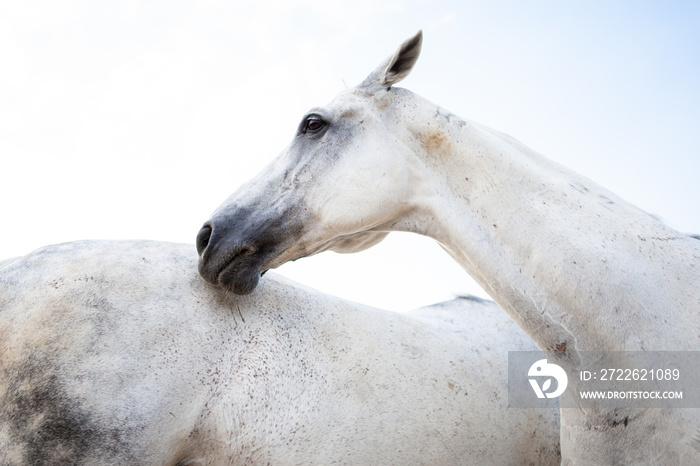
top-left (395, 93), bottom-right (699, 354)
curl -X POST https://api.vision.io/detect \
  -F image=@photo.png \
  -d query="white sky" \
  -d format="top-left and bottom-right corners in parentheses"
top-left (2, 1), bottom-right (699, 311)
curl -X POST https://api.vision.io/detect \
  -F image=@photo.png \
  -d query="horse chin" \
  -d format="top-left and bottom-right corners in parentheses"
top-left (219, 261), bottom-right (261, 295)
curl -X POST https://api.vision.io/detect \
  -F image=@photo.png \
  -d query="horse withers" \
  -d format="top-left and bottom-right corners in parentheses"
top-left (0, 240), bottom-right (559, 464)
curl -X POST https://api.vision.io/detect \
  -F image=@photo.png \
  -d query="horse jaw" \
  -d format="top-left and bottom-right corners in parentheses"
top-left (326, 231), bottom-right (389, 254)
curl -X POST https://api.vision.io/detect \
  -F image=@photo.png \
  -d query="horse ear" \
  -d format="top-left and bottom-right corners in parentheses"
top-left (383, 30), bottom-right (423, 86)
top-left (359, 31), bottom-right (423, 93)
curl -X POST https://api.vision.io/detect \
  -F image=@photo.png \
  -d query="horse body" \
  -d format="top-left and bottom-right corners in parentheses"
top-left (0, 240), bottom-right (559, 464)
top-left (197, 32), bottom-right (700, 463)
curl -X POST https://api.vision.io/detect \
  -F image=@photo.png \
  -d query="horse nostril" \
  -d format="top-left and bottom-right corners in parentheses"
top-left (196, 224), bottom-right (213, 256)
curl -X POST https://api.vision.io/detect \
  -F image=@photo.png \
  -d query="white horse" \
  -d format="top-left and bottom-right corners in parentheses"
top-left (196, 32), bottom-right (700, 464)
top-left (0, 240), bottom-right (559, 465)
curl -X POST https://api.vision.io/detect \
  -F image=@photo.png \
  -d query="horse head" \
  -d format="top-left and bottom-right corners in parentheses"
top-left (197, 32), bottom-right (428, 294)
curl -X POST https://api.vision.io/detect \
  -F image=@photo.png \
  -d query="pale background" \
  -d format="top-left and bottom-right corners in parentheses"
top-left (2, 1), bottom-right (698, 311)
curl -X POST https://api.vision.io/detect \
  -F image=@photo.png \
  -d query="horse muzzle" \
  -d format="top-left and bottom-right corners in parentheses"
top-left (196, 204), bottom-right (307, 294)
top-left (195, 225), bottom-right (264, 294)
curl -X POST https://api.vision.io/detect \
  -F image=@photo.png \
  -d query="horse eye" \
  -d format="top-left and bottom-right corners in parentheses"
top-left (304, 117), bottom-right (325, 133)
